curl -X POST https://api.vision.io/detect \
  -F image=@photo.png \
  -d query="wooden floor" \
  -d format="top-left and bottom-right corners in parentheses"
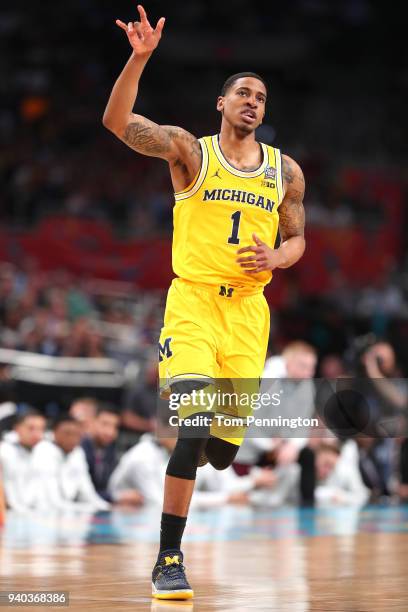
top-left (1, 508), bottom-right (408, 610)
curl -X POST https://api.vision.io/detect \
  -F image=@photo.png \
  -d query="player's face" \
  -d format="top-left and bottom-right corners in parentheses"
top-left (217, 77), bottom-right (267, 133)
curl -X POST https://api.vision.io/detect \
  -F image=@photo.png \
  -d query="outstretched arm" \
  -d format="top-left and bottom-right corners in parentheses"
top-left (236, 154), bottom-right (305, 273)
top-left (102, 5), bottom-right (201, 191)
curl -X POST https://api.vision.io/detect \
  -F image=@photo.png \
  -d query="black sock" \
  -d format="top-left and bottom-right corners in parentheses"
top-left (159, 512), bottom-right (187, 555)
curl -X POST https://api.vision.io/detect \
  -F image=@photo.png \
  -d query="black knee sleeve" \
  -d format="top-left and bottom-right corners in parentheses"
top-left (206, 437), bottom-right (240, 470)
top-left (166, 412), bottom-right (212, 480)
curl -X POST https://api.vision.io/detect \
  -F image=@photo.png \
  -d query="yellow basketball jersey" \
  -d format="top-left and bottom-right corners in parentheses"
top-left (172, 134), bottom-right (284, 288)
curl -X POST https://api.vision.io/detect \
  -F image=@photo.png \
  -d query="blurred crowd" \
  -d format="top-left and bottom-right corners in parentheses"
top-left (1, 339), bottom-right (408, 516)
top-left (2, 259), bottom-right (408, 371)
top-left (0, 261), bottom-right (164, 359)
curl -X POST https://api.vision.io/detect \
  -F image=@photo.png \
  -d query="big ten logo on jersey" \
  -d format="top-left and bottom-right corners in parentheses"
top-left (158, 337), bottom-right (173, 362)
top-left (261, 180), bottom-right (276, 189)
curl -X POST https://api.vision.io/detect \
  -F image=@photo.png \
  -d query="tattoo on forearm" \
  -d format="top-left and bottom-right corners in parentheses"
top-left (124, 120), bottom-right (202, 167)
top-left (279, 192), bottom-right (305, 241)
top-left (124, 119), bottom-right (171, 155)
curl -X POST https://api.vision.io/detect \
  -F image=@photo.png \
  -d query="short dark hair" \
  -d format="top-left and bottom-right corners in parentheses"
top-left (221, 72), bottom-right (267, 96)
top-left (52, 414), bottom-right (79, 431)
top-left (14, 408), bottom-right (45, 427)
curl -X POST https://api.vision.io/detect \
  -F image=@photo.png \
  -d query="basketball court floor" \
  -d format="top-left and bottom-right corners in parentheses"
top-left (1, 505), bottom-right (408, 610)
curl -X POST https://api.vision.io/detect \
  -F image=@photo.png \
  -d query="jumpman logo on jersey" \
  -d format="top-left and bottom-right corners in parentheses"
top-left (212, 168), bottom-right (222, 179)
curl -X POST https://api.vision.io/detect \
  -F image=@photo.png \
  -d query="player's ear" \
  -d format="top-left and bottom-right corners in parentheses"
top-left (216, 96), bottom-right (224, 113)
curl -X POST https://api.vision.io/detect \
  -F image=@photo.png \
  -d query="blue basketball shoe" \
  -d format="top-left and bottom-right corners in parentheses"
top-left (152, 549), bottom-right (194, 600)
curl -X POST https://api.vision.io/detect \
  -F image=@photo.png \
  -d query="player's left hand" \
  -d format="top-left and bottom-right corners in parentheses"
top-left (236, 233), bottom-right (284, 273)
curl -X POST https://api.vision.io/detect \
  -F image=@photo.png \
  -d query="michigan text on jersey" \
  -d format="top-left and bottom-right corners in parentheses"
top-left (203, 189), bottom-right (275, 212)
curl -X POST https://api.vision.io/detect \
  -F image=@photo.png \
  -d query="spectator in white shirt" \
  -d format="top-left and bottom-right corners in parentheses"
top-left (236, 341), bottom-right (318, 472)
top-left (108, 433), bottom-right (276, 509)
top-left (0, 409), bottom-right (46, 512)
top-left (251, 442), bottom-right (369, 507)
top-left (32, 415), bottom-right (110, 512)
top-left (315, 440), bottom-right (370, 506)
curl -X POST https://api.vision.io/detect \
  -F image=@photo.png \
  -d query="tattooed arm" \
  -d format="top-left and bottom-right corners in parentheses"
top-left (275, 154), bottom-right (306, 268)
top-left (102, 6), bottom-right (201, 191)
top-left (122, 117), bottom-right (201, 192)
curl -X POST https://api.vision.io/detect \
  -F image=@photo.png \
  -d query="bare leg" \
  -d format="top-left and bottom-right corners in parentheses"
top-left (163, 474), bottom-right (195, 516)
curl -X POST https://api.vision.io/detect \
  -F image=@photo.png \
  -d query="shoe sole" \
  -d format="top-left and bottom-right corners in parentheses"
top-left (152, 584), bottom-right (194, 600)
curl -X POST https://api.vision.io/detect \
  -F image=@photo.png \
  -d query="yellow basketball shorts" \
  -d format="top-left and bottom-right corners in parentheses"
top-left (158, 277), bottom-right (270, 446)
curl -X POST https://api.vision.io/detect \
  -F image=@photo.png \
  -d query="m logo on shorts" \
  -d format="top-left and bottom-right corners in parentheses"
top-left (219, 285), bottom-right (234, 298)
top-left (158, 337), bottom-right (173, 362)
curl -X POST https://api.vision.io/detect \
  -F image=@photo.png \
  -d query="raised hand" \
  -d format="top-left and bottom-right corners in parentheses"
top-left (116, 4), bottom-right (165, 56)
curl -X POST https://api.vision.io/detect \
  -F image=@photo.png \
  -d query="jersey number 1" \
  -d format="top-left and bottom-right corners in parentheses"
top-left (227, 210), bottom-right (241, 245)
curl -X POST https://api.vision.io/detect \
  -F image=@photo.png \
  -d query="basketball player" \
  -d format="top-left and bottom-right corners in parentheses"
top-left (103, 4), bottom-right (305, 600)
